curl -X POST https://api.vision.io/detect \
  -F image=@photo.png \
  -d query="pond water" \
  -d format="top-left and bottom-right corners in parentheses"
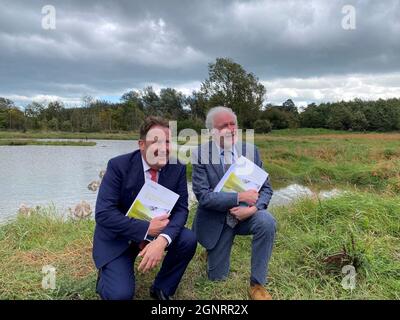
top-left (0, 140), bottom-right (137, 222)
top-left (0, 140), bottom-right (341, 223)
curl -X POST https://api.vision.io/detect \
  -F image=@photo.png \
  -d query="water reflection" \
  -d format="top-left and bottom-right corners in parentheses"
top-left (268, 184), bottom-right (342, 207)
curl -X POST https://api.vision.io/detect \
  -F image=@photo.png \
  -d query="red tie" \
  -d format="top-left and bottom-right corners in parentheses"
top-left (149, 168), bottom-right (158, 182)
top-left (138, 168), bottom-right (158, 251)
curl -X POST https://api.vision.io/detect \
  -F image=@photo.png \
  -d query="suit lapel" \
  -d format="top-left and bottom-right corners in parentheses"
top-left (237, 140), bottom-right (244, 158)
top-left (130, 151), bottom-right (145, 196)
top-left (158, 165), bottom-right (166, 186)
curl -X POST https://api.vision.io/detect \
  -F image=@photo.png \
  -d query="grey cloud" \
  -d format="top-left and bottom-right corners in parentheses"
top-left (0, 0), bottom-right (399, 106)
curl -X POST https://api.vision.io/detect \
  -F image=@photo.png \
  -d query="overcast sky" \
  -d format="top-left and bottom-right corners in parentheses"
top-left (1, 0), bottom-right (400, 108)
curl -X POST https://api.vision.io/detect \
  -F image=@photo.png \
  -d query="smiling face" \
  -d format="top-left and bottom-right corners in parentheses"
top-left (139, 125), bottom-right (171, 169)
top-left (212, 111), bottom-right (238, 149)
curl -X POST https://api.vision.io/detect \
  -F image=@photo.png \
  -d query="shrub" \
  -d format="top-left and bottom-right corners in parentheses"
top-left (254, 119), bottom-right (272, 133)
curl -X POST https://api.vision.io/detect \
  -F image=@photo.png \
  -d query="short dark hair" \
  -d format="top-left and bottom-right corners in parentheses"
top-left (139, 116), bottom-right (170, 140)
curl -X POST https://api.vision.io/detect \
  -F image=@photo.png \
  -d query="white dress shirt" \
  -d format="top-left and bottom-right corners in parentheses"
top-left (214, 143), bottom-right (240, 205)
top-left (141, 156), bottom-right (172, 246)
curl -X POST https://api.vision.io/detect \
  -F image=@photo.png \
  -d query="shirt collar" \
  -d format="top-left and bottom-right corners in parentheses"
top-left (141, 155), bottom-right (152, 172)
top-left (214, 142), bottom-right (238, 157)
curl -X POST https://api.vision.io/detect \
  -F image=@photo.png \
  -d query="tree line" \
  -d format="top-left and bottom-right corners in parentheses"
top-left (1, 58), bottom-right (399, 133)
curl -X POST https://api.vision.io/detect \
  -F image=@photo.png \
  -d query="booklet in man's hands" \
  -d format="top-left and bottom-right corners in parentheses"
top-left (126, 180), bottom-right (180, 221)
top-left (214, 156), bottom-right (268, 193)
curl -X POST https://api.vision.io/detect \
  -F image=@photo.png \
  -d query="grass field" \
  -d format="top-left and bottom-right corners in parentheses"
top-left (184, 129), bottom-right (400, 192)
top-left (0, 128), bottom-right (399, 299)
top-left (255, 130), bottom-right (400, 192)
top-left (0, 191), bottom-right (398, 300)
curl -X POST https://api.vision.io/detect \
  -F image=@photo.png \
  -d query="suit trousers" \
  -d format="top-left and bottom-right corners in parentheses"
top-left (207, 210), bottom-right (276, 285)
top-left (97, 228), bottom-right (197, 300)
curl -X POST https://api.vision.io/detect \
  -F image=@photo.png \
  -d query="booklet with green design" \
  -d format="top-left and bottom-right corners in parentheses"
top-left (126, 180), bottom-right (180, 221)
top-left (214, 156), bottom-right (268, 193)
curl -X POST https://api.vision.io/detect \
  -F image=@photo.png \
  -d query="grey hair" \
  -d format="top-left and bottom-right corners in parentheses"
top-left (205, 106), bottom-right (237, 130)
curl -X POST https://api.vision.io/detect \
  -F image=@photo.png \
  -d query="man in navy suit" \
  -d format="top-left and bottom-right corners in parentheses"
top-left (93, 116), bottom-right (197, 300)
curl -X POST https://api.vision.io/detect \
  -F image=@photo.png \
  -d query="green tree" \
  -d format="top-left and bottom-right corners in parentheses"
top-left (61, 120), bottom-right (72, 131)
top-left (48, 117), bottom-right (59, 130)
top-left (262, 107), bottom-right (291, 129)
top-left (200, 57), bottom-right (266, 128)
top-left (0, 98), bottom-right (16, 129)
top-left (0, 98), bottom-right (25, 130)
top-left (81, 95), bottom-right (94, 108)
top-left (351, 111), bottom-right (368, 131)
top-left (300, 103), bottom-right (327, 128)
top-left (0, 98), bottom-right (12, 129)
top-left (44, 101), bottom-right (64, 122)
top-left (121, 101), bottom-right (145, 130)
top-left (70, 108), bottom-right (82, 131)
top-left (326, 103), bottom-right (353, 130)
top-left (99, 109), bottom-right (112, 131)
top-left (159, 88), bottom-right (184, 119)
top-left (282, 99), bottom-right (298, 114)
top-left (25, 102), bottom-right (45, 130)
top-left (189, 91), bottom-right (208, 120)
top-left (141, 86), bottom-right (161, 116)
top-left (121, 90), bottom-right (144, 111)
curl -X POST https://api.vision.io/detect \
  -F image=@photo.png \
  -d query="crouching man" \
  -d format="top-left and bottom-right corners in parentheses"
top-left (192, 106), bottom-right (276, 300)
top-left (93, 116), bottom-right (197, 300)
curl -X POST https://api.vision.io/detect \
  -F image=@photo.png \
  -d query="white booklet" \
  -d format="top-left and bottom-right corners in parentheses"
top-left (126, 180), bottom-right (180, 221)
top-left (214, 156), bottom-right (268, 193)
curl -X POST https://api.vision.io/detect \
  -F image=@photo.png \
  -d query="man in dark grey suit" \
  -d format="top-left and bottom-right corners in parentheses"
top-left (191, 106), bottom-right (276, 300)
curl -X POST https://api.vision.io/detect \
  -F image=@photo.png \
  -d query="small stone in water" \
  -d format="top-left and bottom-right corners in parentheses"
top-left (99, 170), bottom-right (106, 179)
top-left (88, 180), bottom-right (100, 191)
top-left (18, 203), bottom-right (33, 216)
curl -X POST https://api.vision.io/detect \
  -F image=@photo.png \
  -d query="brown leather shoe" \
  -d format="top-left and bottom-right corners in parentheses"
top-left (248, 284), bottom-right (273, 300)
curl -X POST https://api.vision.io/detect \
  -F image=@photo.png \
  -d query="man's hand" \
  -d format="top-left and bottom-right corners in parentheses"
top-left (230, 206), bottom-right (257, 221)
top-left (238, 190), bottom-right (259, 206)
top-left (137, 236), bottom-right (168, 273)
top-left (147, 214), bottom-right (170, 237)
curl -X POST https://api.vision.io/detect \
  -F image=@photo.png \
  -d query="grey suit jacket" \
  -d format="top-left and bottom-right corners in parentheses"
top-left (191, 140), bottom-right (273, 250)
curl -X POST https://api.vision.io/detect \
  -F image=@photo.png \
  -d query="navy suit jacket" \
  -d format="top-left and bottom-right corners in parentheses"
top-left (92, 149), bottom-right (189, 269)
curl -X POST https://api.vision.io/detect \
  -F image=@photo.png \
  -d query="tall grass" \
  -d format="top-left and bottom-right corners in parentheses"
top-left (1, 191), bottom-right (398, 300)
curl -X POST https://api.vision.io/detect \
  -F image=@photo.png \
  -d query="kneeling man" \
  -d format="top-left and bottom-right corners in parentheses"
top-left (192, 106), bottom-right (276, 300)
top-left (93, 116), bottom-right (197, 300)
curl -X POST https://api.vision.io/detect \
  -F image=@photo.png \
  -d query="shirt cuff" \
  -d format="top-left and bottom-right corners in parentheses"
top-left (159, 233), bottom-right (172, 246)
